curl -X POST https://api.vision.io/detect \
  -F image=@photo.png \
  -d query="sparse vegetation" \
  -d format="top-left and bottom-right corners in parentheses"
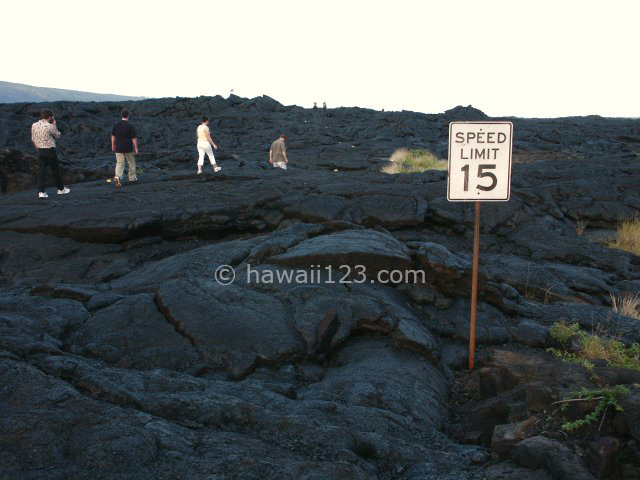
top-left (608, 217), bottom-right (640, 255)
top-left (581, 335), bottom-right (640, 370)
top-left (547, 348), bottom-right (595, 370)
top-left (548, 320), bottom-right (640, 371)
top-left (575, 220), bottom-right (587, 236)
top-left (611, 291), bottom-right (640, 320)
top-left (549, 320), bottom-right (581, 344)
top-left (382, 148), bottom-right (447, 174)
top-left (555, 385), bottom-right (630, 432)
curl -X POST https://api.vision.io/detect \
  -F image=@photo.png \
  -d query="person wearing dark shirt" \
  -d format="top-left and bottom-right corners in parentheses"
top-left (111, 109), bottom-right (139, 187)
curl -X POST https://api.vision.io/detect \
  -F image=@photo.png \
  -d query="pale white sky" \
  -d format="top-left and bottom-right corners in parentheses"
top-left (2, 0), bottom-right (638, 117)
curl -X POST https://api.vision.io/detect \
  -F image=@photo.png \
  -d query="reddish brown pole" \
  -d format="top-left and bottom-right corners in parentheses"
top-left (469, 201), bottom-right (481, 370)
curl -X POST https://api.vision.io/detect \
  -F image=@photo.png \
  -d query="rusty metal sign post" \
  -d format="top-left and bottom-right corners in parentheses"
top-left (447, 122), bottom-right (513, 369)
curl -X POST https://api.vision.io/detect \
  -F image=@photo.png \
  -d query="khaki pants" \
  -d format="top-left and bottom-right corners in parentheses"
top-left (115, 152), bottom-right (137, 181)
top-left (273, 161), bottom-right (287, 170)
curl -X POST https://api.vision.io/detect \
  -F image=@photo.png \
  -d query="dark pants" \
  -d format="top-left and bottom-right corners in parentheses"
top-left (37, 148), bottom-right (64, 193)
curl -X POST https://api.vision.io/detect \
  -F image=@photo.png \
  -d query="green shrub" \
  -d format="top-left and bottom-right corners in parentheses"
top-left (547, 321), bottom-right (640, 371)
top-left (558, 385), bottom-right (630, 432)
top-left (549, 320), bottom-right (581, 344)
top-left (547, 348), bottom-right (594, 370)
top-left (580, 335), bottom-right (640, 370)
top-left (382, 148), bottom-right (447, 174)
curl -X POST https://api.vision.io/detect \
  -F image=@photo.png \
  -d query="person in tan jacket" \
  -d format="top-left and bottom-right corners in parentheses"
top-left (269, 134), bottom-right (289, 170)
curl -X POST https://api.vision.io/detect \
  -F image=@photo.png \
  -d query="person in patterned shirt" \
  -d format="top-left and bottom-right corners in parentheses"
top-left (31, 109), bottom-right (70, 198)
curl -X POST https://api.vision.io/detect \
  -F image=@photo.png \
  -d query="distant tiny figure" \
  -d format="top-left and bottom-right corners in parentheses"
top-left (111, 109), bottom-right (138, 187)
top-left (196, 116), bottom-right (220, 174)
top-left (269, 134), bottom-right (288, 170)
top-left (31, 109), bottom-right (70, 198)
top-left (322, 101), bottom-right (327, 111)
top-left (313, 102), bottom-right (317, 110)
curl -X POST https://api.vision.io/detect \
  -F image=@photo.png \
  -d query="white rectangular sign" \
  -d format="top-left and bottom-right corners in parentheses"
top-left (447, 122), bottom-right (513, 202)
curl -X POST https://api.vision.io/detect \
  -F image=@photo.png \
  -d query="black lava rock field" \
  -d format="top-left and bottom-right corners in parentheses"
top-left (1, 96), bottom-right (639, 479)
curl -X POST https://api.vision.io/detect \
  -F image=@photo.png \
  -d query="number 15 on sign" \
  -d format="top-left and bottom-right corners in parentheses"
top-left (447, 122), bottom-right (513, 201)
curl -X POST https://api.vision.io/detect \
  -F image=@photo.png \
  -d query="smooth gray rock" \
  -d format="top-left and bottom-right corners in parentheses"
top-left (269, 229), bottom-right (412, 276)
top-left (155, 278), bottom-right (305, 378)
top-left (67, 293), bottom-right (199, 370)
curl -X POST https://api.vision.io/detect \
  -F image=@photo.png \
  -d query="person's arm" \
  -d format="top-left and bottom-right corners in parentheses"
top-left (131, 125), bottom-right (138, 154)
top-left (111, 124), bottom-right (117, 152)
top-left (269, 147), bottom-right (273, 164)
top-left (207, 132), bottom-right (218, 150)
top-left (50, 120), bottom-right (61, 139)
top-left (282, 145), bottom-right (288, 164)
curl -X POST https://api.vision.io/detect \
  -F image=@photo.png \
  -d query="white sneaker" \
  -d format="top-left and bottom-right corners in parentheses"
top-left (38, 192), bottom-right (48, 198)
top-left (57, 187), bottom-right (70, 195)
top-left (214, 166), bottom-right (222, 173)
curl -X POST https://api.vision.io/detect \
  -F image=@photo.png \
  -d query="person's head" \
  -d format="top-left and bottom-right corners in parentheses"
top-left (121, 109), bottom-right (130, 120)
top-left (279, 133), bottom-right (287, 141)
top-left (202, 116), bottom-right (209, 125)
top-left (40, 109), bottom-right (54, 122)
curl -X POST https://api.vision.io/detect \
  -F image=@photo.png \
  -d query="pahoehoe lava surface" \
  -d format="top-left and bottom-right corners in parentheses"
top-left (1, 96), bottom-right (640, 479)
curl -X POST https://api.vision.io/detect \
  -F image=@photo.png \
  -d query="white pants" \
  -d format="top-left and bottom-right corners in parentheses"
top-left (197, 141), bottom-right (216, 166)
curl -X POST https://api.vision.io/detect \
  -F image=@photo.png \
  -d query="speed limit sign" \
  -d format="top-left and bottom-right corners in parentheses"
top-left (447, 122), bottom-right (513, 201)
top-left (446, 121), bottom-right (513, 370)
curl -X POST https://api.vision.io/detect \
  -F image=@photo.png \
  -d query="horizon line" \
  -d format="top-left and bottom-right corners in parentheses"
top-left (1, 79), bottom-right (639, 121)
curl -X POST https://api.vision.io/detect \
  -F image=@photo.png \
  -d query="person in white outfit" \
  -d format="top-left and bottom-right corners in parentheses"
top-left (196, 116), bottom-right (221, 174)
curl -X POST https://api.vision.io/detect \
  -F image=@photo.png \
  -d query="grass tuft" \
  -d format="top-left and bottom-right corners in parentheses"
top-left (548, 321), bottom-right (640, 371)
top-left (610, 291), bottom-right (640, 320)
top-left (576, 220), bottom-right (588, 236)
top-left (382, 148), bottom-right (447, 174)
top-left (608, 217), bottom-right (640, 256)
